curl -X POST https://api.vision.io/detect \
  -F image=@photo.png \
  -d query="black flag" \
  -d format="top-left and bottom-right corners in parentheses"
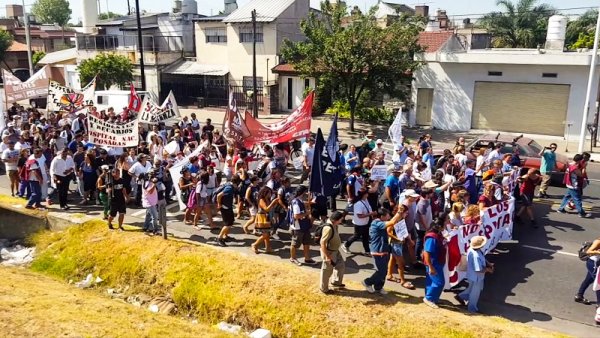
top-left (310, 128), bottom-right (338, 196)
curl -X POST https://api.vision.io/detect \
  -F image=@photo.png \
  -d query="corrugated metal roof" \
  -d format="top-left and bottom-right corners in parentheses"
top-left (163, 60), bottom-right (229, 76)
top-left (38, 48), bottom-right (78, 65)
top-left (223, 0), bottom-right (296, 23)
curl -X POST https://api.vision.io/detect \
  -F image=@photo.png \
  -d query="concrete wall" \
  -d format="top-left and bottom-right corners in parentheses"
top-left (195, 21), bottom-right (229, 66)
top-left (0, 206), bottom-right (47, 241)
top-left (278, 75), bottom-right (315, 111)
top-left (412, 61), bottom-right (599, 138)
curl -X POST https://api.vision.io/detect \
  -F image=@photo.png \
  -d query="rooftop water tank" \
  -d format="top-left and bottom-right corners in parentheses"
top-left (545, 15), bottom-right (567, 51)
top-left (81, 0), bottom-right (98, 34)
top-left (181, 0), bottom-right (198, 15)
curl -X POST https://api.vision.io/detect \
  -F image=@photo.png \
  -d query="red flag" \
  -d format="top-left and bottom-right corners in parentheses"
top-left (128, 83), bottom-right (142, 112)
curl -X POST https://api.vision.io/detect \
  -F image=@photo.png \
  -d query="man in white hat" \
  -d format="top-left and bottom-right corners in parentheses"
top-left (455, 235), bottom-right (494, 313)
top-left (374, 139), bottom-right (387, 160)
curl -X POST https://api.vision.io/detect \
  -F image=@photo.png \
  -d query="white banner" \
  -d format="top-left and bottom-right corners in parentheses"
top-left (47, 78), bottom-right (96, 112)
top-left (370, 165), bottom-right (388, 181)
top-left (2, 66), bottom-right (51, 103)
top-left (87, 114), bottom-right (139, 147)
top-left (139, 91), bottom-right (180, 124)
top-left (169, 147), bottom-right (203, 211)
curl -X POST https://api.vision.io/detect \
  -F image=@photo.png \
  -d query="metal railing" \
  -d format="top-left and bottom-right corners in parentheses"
top-left (76, 34), bottom-right (184, 52)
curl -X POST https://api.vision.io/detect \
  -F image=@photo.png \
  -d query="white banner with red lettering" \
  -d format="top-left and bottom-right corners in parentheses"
top-left (445, 198), bottom-right (515, 288)
top-left (87, 114), bottom-right (139, 147)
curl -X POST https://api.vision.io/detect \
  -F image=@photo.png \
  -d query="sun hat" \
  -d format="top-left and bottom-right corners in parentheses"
top-left (404, 189), bottom-right (420, 198)
top-left (366, 131), bottom-right (375, 138)
top-left (423, 180), bottom-right (439, 189)
top-left (470, 236), bottom-right (487, 250)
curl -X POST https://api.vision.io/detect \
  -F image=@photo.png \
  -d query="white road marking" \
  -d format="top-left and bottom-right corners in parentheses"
top-left (521, 244), bottom-right (578, 257)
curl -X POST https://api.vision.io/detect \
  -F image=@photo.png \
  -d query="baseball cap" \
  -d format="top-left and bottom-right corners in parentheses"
top-left (404, 189), bottom-right (420, 198)
top-left (376, 139), bottom-right (383, 145)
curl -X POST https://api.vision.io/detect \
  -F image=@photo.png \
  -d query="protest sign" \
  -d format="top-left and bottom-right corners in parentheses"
top-left (139, 91), bottom-right (180, 124)
top-left (164, 141), bottom-right (179, 155)
top-left (87, 114), bottom-right (139, 147)
top-left (370, 165), bottom-right (388, 181)
top-left (47, 78), bottom-right (96, 112)
top-left (394, 220), bottom-right (409, 240)
top-left (169, 147), bottom-right (203, 211)
top-left (2, 66), bottom-right (51, 103)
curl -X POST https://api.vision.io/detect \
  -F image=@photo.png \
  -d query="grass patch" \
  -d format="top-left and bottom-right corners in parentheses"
top-left (0, 266), bottom-right (228, 337)
top-left (31, 220), bottom-right (563, 338)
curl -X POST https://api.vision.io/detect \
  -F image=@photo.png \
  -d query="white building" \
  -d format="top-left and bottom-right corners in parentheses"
top-left (411, 17), bottom-right (599, 139)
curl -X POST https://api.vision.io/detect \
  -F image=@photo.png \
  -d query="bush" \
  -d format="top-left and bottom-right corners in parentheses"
top-left (325, 100), bottom-right (395, 124)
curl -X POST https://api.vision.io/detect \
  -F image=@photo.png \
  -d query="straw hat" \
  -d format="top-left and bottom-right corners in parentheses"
top-left (470, 236), bottom-right (487, 250)
top-left (423, 180), bottom-right (439, 189)
top-left (366, 131), bottom-right (375, 138)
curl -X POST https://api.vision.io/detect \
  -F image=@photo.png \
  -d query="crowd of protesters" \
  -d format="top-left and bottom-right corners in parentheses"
top-left (0, 102), bottom-right (597, 315)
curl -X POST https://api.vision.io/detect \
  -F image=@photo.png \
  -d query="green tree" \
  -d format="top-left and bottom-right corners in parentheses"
top-left (0, 30), bottom-right (14, 68)
top-left (566, 10), bottom-right (598, 50)
top-left (479, 0), bottom-right (555, 48)
top-left (32, 51), bottom-right (46, 66)
top-left (281, 1), bottom-right (424, 131)
top-left (32, 0), bottom-right (72, 46)
top-left (78, 53), bottom-right (133, 90)
top-left (98, 12), bottom-right (121, 20)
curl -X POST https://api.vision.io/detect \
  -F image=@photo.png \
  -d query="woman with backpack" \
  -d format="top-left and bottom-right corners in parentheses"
top-left (575, 238), bottom-right (600, 306)
top-left (243, 176), bottom-right (261, 234)
top-left (183, 173), bottom-right (198, 225)
top-left (251, 186), bottom-right (279, 254)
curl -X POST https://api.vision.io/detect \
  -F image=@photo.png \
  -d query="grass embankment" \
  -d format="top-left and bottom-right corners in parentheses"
top-left (31, 220), bottom-right (561, 338)
top-left (0, 266), bottom-right (228, 337)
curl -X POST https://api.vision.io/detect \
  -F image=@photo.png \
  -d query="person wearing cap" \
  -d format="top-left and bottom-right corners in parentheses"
top-left (363, 131), bottom-right (376, 151)
top-left (319, 210), bottom-right (346, 294)
top-left (129, 154), bottom-right (152, 207)
top-left (391, 144), bottom-right (407, 168)
top-left (50, 150), bottom-right (75, 210)
top-left (2, 139), bottom-right (20, 196)
top-left (374, 139), bottom-right (387, 159)
top-left (2, 122), bottom-right (19, 143)
top-left (423, 217), bottom-right (448, 308)
top-left (456, 236), bottom-right (494, 313)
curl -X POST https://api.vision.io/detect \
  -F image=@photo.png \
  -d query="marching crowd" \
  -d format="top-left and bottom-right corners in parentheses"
top-left (1, 102), bottom-right (599, 316)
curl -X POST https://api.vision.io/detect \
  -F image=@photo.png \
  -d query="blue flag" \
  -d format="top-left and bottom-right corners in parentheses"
top-left (326, 113), bottom-right (339, 165)
top-left (309, 128), bottom-right (338, 196)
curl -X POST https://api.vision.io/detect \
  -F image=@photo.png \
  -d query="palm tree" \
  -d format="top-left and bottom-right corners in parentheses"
top-left (480, 0), bottom-right (556, 48)
top-left (565, 10), bottom-right (598, 49)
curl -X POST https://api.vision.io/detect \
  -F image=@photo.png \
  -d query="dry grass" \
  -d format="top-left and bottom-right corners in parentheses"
top-left (0, 266), bottom-right (229, 338)
top-left (31, 220), bottom-right (564, 338)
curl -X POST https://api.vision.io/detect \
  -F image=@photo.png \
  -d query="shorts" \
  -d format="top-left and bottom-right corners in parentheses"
top-left (390, 242), bottom-right (403, 257)
top-left (291, 229), bottom-right (312, 248)
top-left (255, 228), bottom-right (271, 235)
top-left (311, 205), bottom-right (327, 219)
top-left (220, 207), bottom-right (235, 226)
top-left (197, 196), bottom-right (207, 208)
top-left (249, 206), bottom-right (258, 216)
top-left (521, 193), bottom-right (534, 207)
top-left (8, 170), bottom-right (18, 181)
top-left (109, 202), bottom-right (126, 217)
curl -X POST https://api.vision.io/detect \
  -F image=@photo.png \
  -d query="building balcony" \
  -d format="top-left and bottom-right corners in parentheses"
top-left (75, 34), bottom-right (184, 53)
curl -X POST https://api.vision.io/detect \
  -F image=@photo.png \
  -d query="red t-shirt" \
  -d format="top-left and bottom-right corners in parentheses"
top-left (520, 177), bottom-right (536, 196)
top-left (478, 195), bottom-right (495, 208)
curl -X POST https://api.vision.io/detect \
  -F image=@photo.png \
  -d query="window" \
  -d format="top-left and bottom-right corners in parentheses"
top-left (239, 26), bottom-right (263, 43)
top-left (304, 78), bottom-right (310, 89)
top-left (96, 95), bottom-right (109, 105)
top-left (243, 76), bottom-right (264, 92)
top-left (204, 28), bottom-right (227, 43)
top-left (488, 71), bottom-right (502, 76)
top-left (542, 73), bottom-right (558, 78)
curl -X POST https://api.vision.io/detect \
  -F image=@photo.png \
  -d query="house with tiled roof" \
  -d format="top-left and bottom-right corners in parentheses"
top-left (411, 15), bottom-right (596, 139)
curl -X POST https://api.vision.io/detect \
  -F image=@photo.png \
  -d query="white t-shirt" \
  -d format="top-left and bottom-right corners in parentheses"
top-left (301, 143), bottom-right (315, 166)
top-left (129, 161), bottom-right (152, 178)
top-left (456, 153), bottom-right (467, 168)
top-left (1, 148), bottom-right (19, 171)
top-left (15, 141), bottom-right (31, 151)
top-left (352, 200), bottom-right (372, 226)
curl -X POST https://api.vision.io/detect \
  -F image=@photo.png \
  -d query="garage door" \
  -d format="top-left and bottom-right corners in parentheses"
top-left (471, 82), bottom-right (569, 136)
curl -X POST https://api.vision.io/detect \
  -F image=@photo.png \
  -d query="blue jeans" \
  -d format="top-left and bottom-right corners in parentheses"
top-left (558, 188), bottom-right (584, 215)
top-left (19, 180), bottom-right (31, 198)
top-left (144, 205), bottom-right (158, 232)
top-left (415, 230), bottom-right (426, 261)
top-left (425, 263), bottom-right (445, 303)
top-left (27, 180), bottom-right (41, 208)
top-left (459, 278), bottom-right (484, 312)
top-left (577, 259), bottom-right (600, 304)
top-left (364, 254), bottom-right (389, 291)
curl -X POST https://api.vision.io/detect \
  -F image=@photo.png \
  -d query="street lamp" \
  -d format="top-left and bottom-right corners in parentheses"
top-left (578, 7), bottom-right (600, 153)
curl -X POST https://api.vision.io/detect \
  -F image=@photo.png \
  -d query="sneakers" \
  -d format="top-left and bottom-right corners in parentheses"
top-left (579, 213), bottom-right (592, 218)
top-left (290, 258), bottom-right (302, 266)
top-left (423, 298), bottom-right (439, 309)
top-left (454, 294), bottom-right (466, 306)
top-left (217, 238), bottom-right (227, 247)
top-left (341, 245), bottom-right (350, 254)
top-left (331, 282), bottom-right (346, 288)
top-left (362, 280), bottom-right (375, 294)
top-left (556, 209), bottom-right (566, 214)
top-left (304, 259), bottom-right (317, 265)
top-left (574, 295), bottom-right (592, 305)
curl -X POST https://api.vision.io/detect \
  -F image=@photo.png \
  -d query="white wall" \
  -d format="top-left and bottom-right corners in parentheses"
top-left (279, 75), bottom-right (315, 111)
top-left (412, 62), bottom-right (599, 138)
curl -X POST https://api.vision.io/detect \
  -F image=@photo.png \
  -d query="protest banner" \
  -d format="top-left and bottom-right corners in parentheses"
top-left (87, 114), bottom-right (139, 147)
top-left (370, 165), bottom-right (388, 181)
top-left (240, 91), bottom-right (313, 148)
top-left (139, 91), bottom-right (180, 124)
top-left (47, 78), bottom-right (96, 112)
top-left (388, 109), bottom-right (403, 148)
top-left (164, 141), bottom-right (179, 155)
top-left (2, 66), bottom-right (51, 103)
top-left (223, 91), bottom-right (251, 147)
top-left (445, 197), bottom-right (515, 287)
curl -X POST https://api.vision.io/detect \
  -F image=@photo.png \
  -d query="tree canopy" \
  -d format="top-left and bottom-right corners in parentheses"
top-left (281, 1), bottom-right (424, 130)
top-left (0, 30), bottom-right (14, 67)
top-left (32, 0), bottom-right (71, 27)
top-left (480, 0), bottom-right (556, 48)
top-left (566, 10), bottom-right (598, 50)
top-left (32, 51), bottom-right (46, 66)
top-left (78, 53), bottom-right (133, 90)
top-left (98, 12), bottom-right (122, 21)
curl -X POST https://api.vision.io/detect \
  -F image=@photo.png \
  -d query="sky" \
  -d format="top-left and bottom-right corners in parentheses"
top-left (3, 0), bottom-right (596, 23)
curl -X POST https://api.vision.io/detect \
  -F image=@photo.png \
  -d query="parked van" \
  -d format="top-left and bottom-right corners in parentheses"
top-left (94, 90), bottom-right (151, 112)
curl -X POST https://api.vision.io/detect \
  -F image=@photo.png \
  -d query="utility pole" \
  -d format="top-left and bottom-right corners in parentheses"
top-left (135, 0), bottom-right (146, 90)
top-left (252, 9), bottom-right (258, 118)
top-left (22, 0), bottom-right (33, 77)
top-left (578, 7), bottom-right (600, 153)
top-left (127, 0), bottom-right (131, 15)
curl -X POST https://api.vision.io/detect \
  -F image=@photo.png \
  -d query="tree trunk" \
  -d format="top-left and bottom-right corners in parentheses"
top-left (349, 99), bottom-right (356, 132)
